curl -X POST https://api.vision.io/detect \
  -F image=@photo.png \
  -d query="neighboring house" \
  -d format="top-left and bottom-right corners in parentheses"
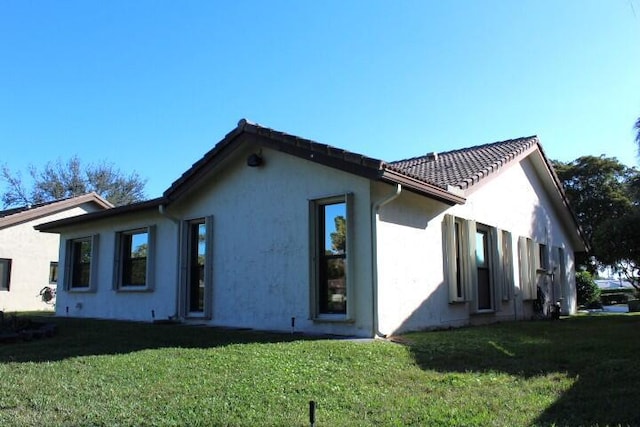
top-left (36, 120), bottom-right (587, 337)
top-left (0, 193), bottom-right (113, 312)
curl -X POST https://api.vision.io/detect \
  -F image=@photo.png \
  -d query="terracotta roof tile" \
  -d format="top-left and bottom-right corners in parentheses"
top-left (387, 136), bottom-right (538, 190)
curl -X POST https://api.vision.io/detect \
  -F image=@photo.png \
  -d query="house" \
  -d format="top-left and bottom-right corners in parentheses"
top-left (1, 193), bottom-right (113, 312)
top-left (36, 120), bottom-right (587, 337)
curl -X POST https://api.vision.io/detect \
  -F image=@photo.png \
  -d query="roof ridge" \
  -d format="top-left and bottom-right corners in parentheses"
top-left (390, 135), bottom-right (538, 165)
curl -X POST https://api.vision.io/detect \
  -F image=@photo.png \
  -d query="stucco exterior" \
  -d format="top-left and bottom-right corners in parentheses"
top-left (38, 121), bottom-right (587, 337)
top-left (0, 195), bottom-right (111, 312)
top-left (375, 152), bottom-right (580, 336)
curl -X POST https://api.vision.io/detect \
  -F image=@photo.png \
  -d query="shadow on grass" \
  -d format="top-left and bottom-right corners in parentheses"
top-left (401, 314), bottom-right (640, 426)
top-left (0, 315), bottom-right (328, 364)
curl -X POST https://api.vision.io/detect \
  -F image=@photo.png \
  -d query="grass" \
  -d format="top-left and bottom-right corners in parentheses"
top-left (0, 313), bottom-right (639, 426)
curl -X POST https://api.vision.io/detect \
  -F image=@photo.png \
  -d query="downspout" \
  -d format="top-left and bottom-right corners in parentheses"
top-left (159, 204), bottom-right (181, 320)
top-left (371, 184), bottom-right (402, 338)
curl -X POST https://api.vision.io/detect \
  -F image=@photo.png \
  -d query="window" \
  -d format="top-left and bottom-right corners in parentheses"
top-left (442, 215), bottom-right (514, 311)
top-left (181, 217), bottom-right (213, 318)
top-left (66, 235), bottom-right (99, 291)
top-left (49, 262), bottom-right (58, 284)
top-left (310, 194), bottom-right (353, 319)
top-left (187, 220), bottom-right (206, 312)
top-left (476, 227), bottom-right (492, 310)
top-left (538, 243), bottom-right (549, 271)
top-left (114, 227), bottom-right (156, 290)
top-left (0, 258), bottom-right (11, 291)
top-left (442, 215), bottom-right (470, 302)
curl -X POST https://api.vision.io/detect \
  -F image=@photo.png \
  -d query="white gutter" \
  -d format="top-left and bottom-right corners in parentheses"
top-left (370, 184), bottom-right (402, 338)
top-left (158, 204), bottom-right (182, 320)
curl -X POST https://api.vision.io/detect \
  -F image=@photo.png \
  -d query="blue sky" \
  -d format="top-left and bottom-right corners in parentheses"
top-left (2, 1), bottom-right (639, 199)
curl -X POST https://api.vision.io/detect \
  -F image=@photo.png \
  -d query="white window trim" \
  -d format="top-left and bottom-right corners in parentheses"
top-left (309, 193), bottom-right (354, 322)
top-left (113, 226), bottom-right (156, 292)
top-left (64, 234), bottom-right (100, 293)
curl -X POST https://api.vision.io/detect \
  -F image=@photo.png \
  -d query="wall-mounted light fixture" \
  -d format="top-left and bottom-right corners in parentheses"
top-left (247, 152), bottom-right (264, 167)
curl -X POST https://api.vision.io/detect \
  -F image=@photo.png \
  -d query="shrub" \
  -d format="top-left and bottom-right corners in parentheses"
top-left (576, 271), bottom-right (601, 307)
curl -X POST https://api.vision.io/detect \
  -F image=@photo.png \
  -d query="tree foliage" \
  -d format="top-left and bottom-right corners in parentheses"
top-left (330, 215), bottom-right (346, 253)
top-left (552, 155), bottom-right (638, 245)
top-left (575, 270), bottom-right (601, 307)
top-left (635, 116), bottom-right (640, 157)
top-left (1, 156), bottom-right (147, 207)
top-left (593, 210), bottom-right (640, 291)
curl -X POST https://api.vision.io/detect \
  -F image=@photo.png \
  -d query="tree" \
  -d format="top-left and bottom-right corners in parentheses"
top-left (1, 156), bottom-right (147, 207)
top-left (552, 156), bottom-right (638, 245)
top-left (575, 270), bottom-right (601, 307)
top-left (330, 215), bottom-right (346, 253)
top-left (593, 209), bottom-right (640, 293)
top-left (635, 117), bottom-right (640, 156)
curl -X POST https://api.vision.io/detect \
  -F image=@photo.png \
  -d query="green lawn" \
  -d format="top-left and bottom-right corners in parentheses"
top-left (1, 314), bottom-right (638, 426)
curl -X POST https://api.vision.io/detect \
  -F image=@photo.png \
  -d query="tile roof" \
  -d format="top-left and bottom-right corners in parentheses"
top-left (387, 136), bottom-right (539, 190)
top-left (164, 119), bottom-right (386, 200)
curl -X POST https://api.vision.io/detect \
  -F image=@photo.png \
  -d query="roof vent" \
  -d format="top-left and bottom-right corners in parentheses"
top-left (426, 152), bottom-right (438, 161)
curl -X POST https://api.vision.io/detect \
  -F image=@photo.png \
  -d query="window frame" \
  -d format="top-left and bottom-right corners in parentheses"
top-left (49, 261), bottom-right (58, 284)
top-left (309, 193), bottom-right (354, 321)
top-left (475, 224), bottom-right (494, 312)
top-left (114, 226), bottom-right (156, 292)
top-left (0, 258), bottom-right (12, 291)
top-left (64, 235), bottom-right (100, 292)
top-left (179, 216), bottom-right (214, 320)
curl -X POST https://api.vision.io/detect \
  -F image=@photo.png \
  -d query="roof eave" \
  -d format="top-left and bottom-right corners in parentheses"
top-left (380, 169), bottom-right (466, 205)
top-left (164, 119), bottom-right (387, 202)
top-left (35, 197), bottom-right (167, 233)
top-left (0, 192), bottom-right (114, 231)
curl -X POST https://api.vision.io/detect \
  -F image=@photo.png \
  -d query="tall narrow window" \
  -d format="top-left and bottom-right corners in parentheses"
top-left (319, 201), bottom-right (347, 314)
top-left (0, 258), bottom-right (11, 291)
top-left (442, 214), bottom-right (470, 303)
top-left (538, 243), bottom-right (549, 271)
top-left (454, 221), bottom-right (463, 299)
top-left (476, 227), bottom-right (492, 310)
top-left (188, 220), bottom-right (207, 313)
top-left (71, 238), bottom-right (92, 288)
top-left (311, 194), bottom-right (352, 318)
top-left (49, 262), bottom-right (58, 284)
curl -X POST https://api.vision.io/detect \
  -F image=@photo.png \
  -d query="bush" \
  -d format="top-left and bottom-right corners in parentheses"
top-left (576, 271), bottom-right (601, 307)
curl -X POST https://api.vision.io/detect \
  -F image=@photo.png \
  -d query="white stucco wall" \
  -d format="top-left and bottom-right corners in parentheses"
top-left (0, 204), bottom-right (101, 312)
top-left (375, 155), bottom-right (580, 335)
top-left (55, 146), bottom-right (376, 337)
top-left (169, 145), bottom-right (375, 336)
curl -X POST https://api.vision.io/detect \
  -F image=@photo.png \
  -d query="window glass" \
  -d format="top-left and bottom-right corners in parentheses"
top-left (454, 221), bottom-right (462, 299)
top-left (319, 201), bottom-right (347, 315)
top-left (188, 221), bottom-right (206, 312)
top-left (71, 239), bottom-right (92, 288)
top-left (121, 230), bottom-right (148, 287)
top-left (49, 262), bottom-right (58, 284)
top-left (476, 231), bottom-right (487, 266)
top-left (0, 258), bottom-right (11, 291)
top-left (539, 244), bottom-right (548, 270)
